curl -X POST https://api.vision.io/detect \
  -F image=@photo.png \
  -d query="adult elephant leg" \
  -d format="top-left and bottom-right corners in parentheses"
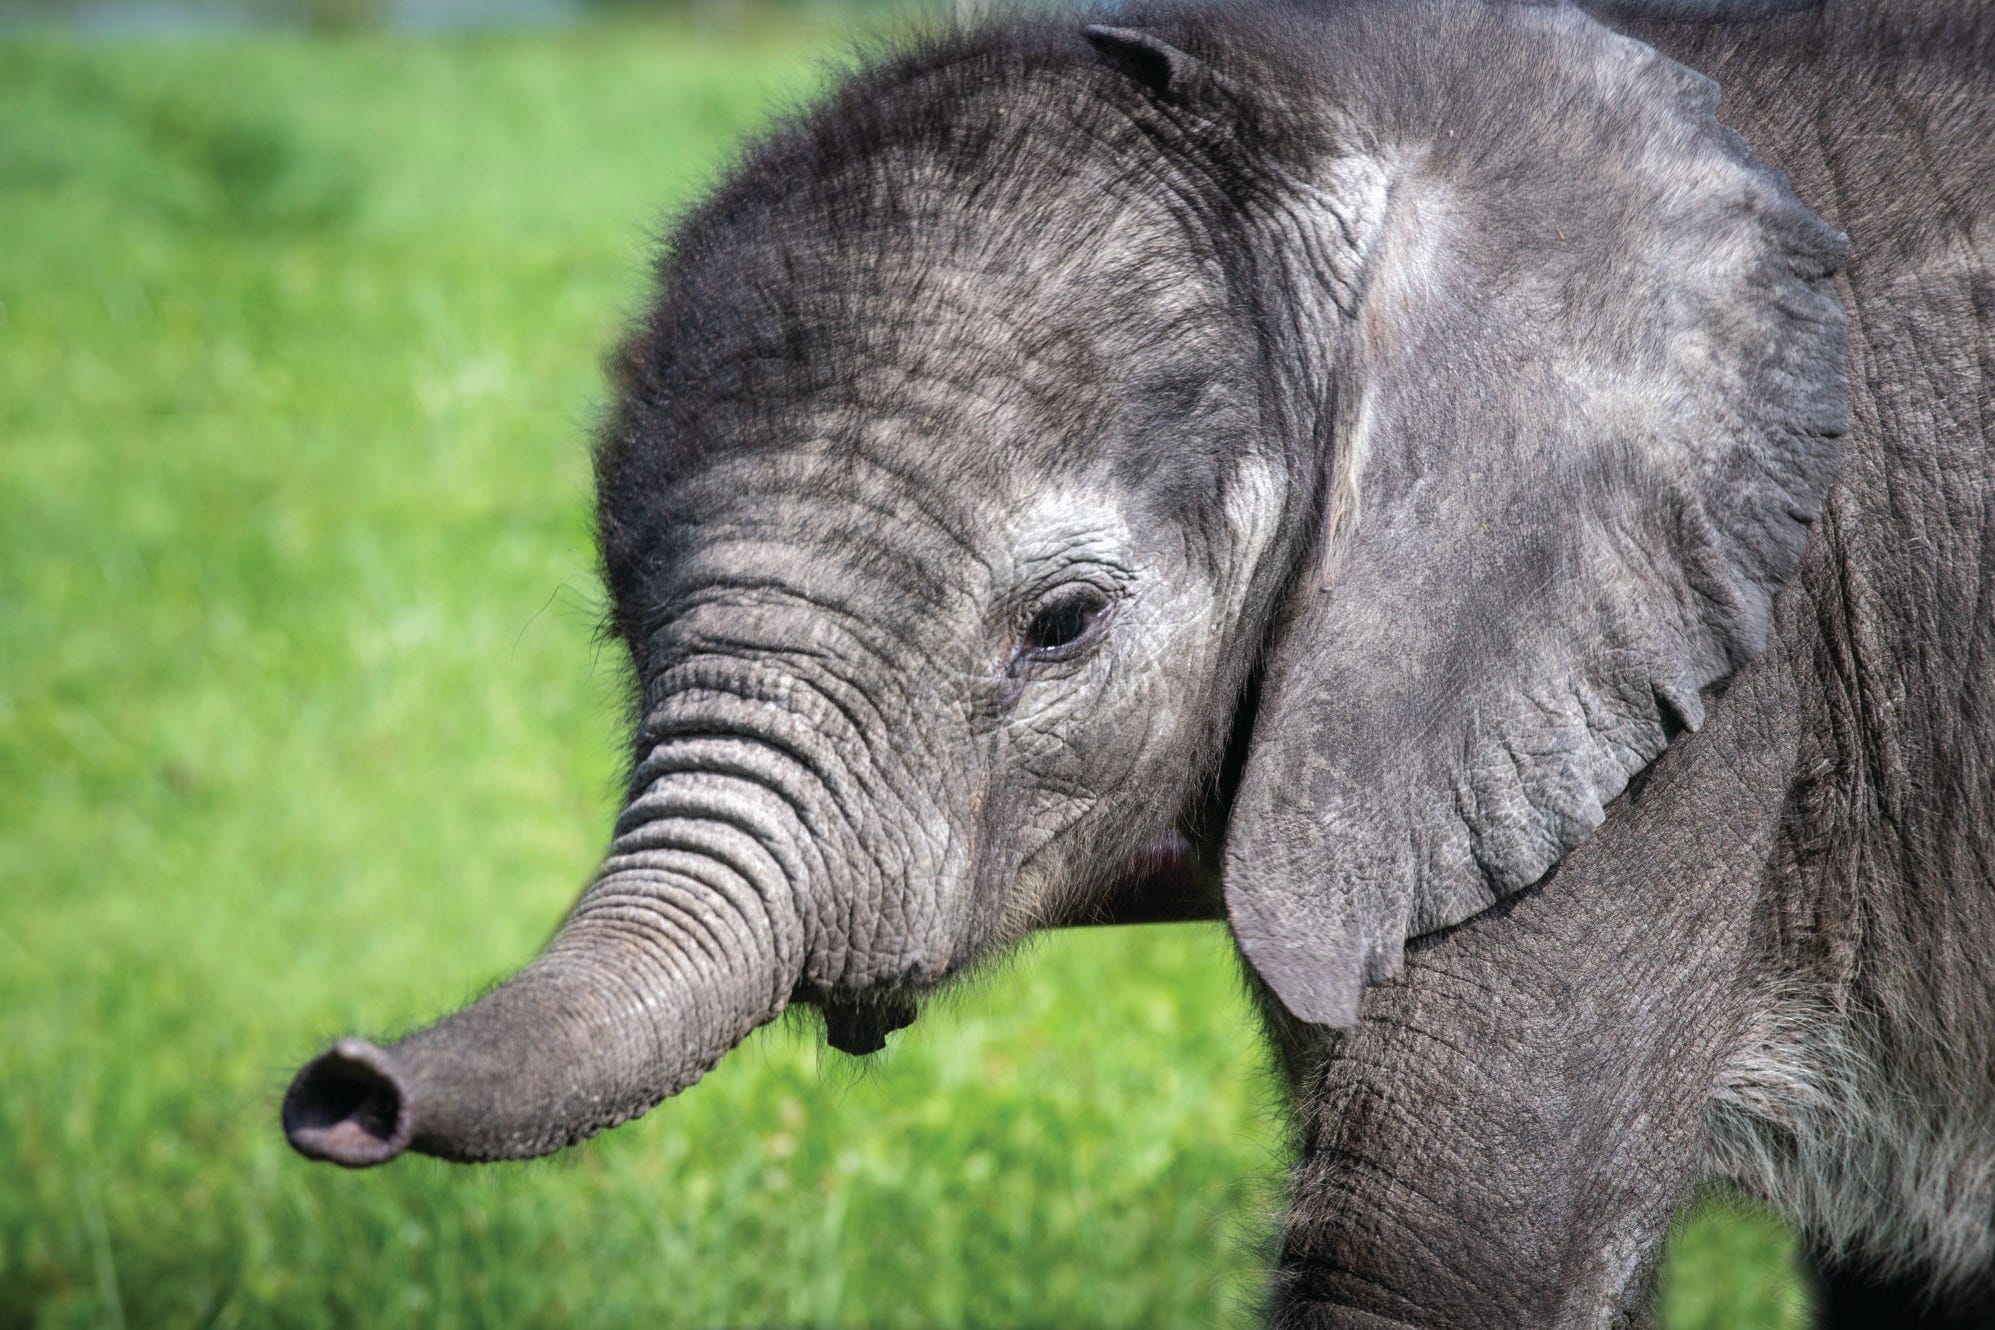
top-left (1262, 659), bottom-right (1808, 1330)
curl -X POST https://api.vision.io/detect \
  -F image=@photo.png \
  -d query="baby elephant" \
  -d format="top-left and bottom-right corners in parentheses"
top-left (282, 1), bottom-right (1995, 1325)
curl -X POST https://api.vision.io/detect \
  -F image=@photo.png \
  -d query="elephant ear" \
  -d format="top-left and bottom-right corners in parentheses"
top-left (1222, 7), bottom-right (1849, 1026)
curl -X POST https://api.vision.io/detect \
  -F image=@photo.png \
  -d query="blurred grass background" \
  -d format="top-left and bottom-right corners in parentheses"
top-left (0, 10), bottom-right (1812, 1327)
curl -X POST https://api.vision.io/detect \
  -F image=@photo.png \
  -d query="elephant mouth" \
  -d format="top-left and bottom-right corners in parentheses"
top-left (812, 828), bottom-right (1216, 1058)
top-left (818, 989), bottom-right (920, 1055)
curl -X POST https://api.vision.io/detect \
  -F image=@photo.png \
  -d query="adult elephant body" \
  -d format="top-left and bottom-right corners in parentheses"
top-left (282, 1), bottom-right (1994, 1324)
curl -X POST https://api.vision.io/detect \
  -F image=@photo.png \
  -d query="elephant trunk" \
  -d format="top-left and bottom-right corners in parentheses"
top-left (284, 740), bottom-right (814, 1166)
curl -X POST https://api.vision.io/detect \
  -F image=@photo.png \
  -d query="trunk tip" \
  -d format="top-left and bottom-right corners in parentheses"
top-left (283, 1037), bottom-right (414, 1168)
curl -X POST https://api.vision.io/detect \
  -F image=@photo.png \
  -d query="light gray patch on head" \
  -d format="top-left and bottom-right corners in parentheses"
top-left (996, 489), bottom-right (1139, 618)
top-left (1265, 150), bottom-right (1390, 318)
top-left (1220, 455), bottom-right (1284, 579)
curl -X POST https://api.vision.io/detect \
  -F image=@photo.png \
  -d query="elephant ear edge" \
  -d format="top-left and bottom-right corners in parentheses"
top-left (1221, 3), bottom-right (1850, 1027)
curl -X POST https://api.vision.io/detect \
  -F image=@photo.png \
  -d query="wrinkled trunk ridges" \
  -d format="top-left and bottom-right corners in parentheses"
top-left (284, 745), bottom-right (819, 1167)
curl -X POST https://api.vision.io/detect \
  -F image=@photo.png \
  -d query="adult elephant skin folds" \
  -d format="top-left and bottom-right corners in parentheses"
top-left (280, 2), bottom-right (1995, 1326)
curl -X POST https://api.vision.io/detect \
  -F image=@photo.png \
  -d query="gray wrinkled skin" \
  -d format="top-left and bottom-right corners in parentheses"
top-left (281, 1), bottom-right (1994, 1325)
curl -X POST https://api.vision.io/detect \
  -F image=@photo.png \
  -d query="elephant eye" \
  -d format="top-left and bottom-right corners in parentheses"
top-left (1012, 589), bottom-right (1113, 668)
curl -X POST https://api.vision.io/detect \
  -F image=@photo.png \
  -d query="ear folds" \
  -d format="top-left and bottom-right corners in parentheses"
top-left (1221, 10), bottom-right (1849, 1026)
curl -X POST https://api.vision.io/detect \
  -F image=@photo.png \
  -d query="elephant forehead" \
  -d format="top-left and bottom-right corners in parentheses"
top-left (781, 245), bottom-right (1232, 429)
top-left (598, 210), bottom-right (1248, 625)
top-left (622, 443), bottom-right (1010, 620)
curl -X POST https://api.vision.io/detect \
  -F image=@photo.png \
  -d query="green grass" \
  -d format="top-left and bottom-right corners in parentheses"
top-left (0, 24), bottom-right (1810, 1329)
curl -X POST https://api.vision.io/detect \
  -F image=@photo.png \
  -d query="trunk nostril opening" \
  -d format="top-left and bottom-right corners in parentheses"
top-left (283, 1038), bottom-right (414, 1168)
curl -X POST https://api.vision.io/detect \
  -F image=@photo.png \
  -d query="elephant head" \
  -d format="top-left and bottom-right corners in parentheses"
top-left (283, 0), bottom-right (1845, 1166)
